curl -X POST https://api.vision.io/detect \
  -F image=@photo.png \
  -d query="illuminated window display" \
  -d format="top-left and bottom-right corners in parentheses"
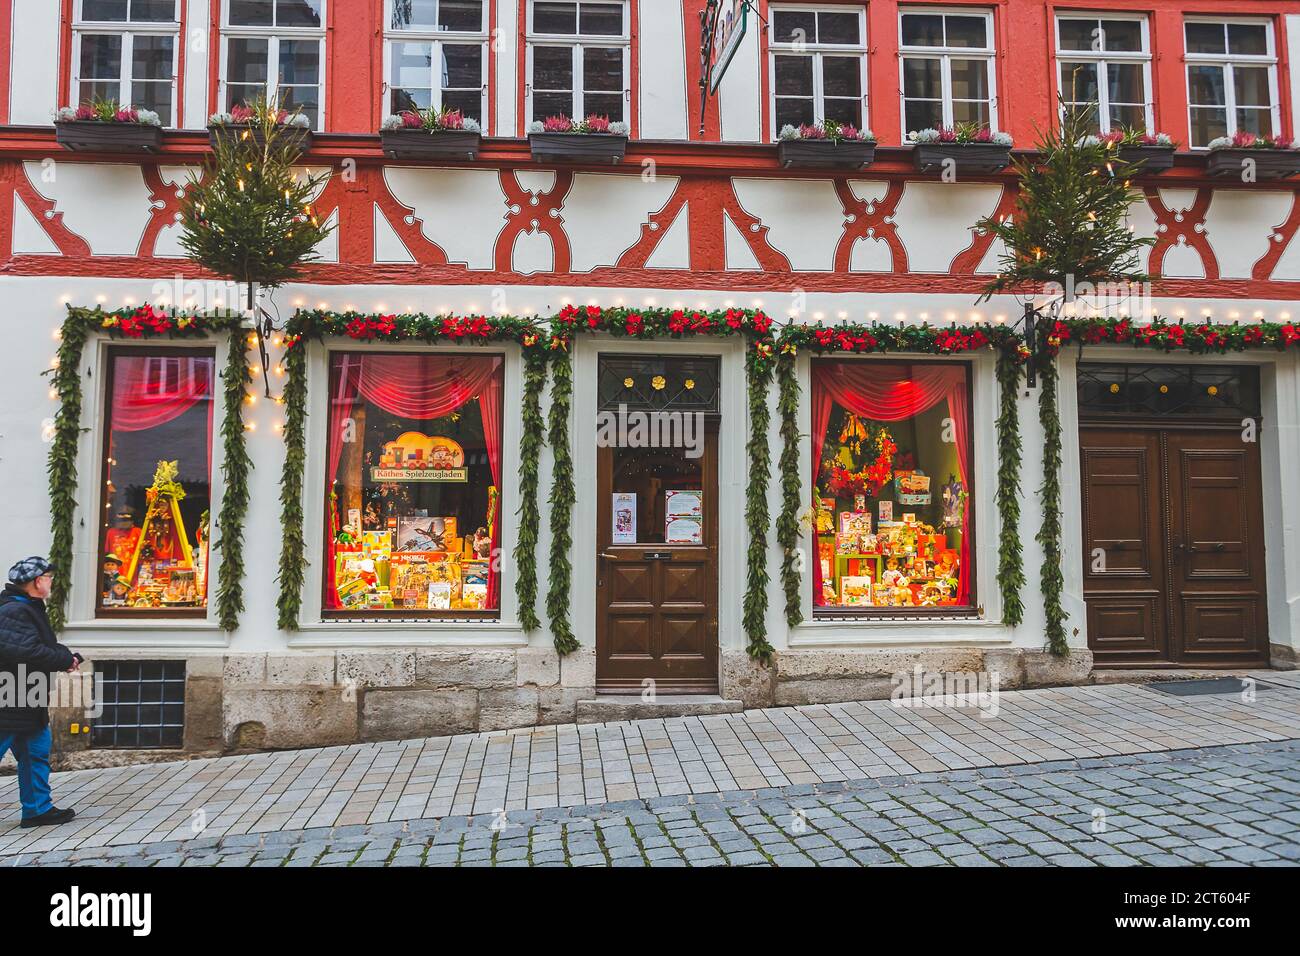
top-left (324, 352), bottom-right (503, 616)
top-left (812, 360), bottom-right (972, 612)
top-left (98, 351), bottom-right (215, 614)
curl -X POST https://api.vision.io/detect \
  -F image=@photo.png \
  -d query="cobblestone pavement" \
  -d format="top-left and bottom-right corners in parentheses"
top-left (3, 675), bottom-right (1299, 859)
top-left (9, 740), bottom-right (1300, 867)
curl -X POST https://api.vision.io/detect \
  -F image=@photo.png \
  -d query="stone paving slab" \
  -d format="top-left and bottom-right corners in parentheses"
top-left (8, 740), bottom-right (1299, 867)
top-left (1, 677), bottom-right (1298, 858)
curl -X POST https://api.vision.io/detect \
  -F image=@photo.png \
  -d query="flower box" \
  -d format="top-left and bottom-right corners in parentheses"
top-left (380, 128), bottom-right (481, 161)
top-left (208, 124), bottom-right (313, 153)
top-left (1118, 144), bottom-right (1175, 172)
top-left (778, 138), bottom-right (876, 170)
top-left (912, 143), bottom-right (1011, 174)
top-left (55, 120), bottom-right (162, 153)
top-left (528, 132), bottom-right (627, 165)
top-left (1206, 148), bottom-right (1300, 180)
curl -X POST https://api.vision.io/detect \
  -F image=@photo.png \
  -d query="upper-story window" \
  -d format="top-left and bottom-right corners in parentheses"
top-left (527, 1), bottom-right (629, 123)
top-left (221, 0), bottom-right (325, 129)
top-left (768, 5), bottom-right (868, 137)
top-left (1185, 18), bottom-right (1279, 148)
top-left (1056, 14), bottom-right (1151, 134)
top-left (72, 0), bottom-right (180, 125)
top-left (385, 0), bottom-right (488, 125)
top-left (899, 7), bottom-right (997, 133)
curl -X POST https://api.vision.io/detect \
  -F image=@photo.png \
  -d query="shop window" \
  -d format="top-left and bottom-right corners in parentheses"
top-left (324, 352), bottom-right (504, 618)
top-left (222, 0), bottom-right (325, 129)
top-left (1185, 18), bottom-right (1279, 147)
top-left (72, 0), bottom-right (180, 125)
top-left (527, 0), bottom-right (629, 123)
top-left (91, 660), bottom-right (186, 749)
top-left (899, 7), bottom-right (997, 132)
top-left (768, 4), bottom-right (868, 138)
top-left (98, 351), bottom-right (215, 615)
top-left (811, 361), bottom-right (973, 613)
top-left (385, 0), bottom-right (488, 124)
top-left (1056, 14), bottom-right (1151, 134)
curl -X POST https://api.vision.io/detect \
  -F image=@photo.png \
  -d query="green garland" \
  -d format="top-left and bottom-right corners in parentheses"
top-left (45, 316), bottom-right (92, 632)
top-left (514, 349), bottom-right (547, 633)
top-left (546, 348), bottom-right (578, 655)
top-left (994, 349), bottom-right (1025, 627)
top-left (1052, 315), bottom-right (1300, 353)
top-left (215, 327), bottom-right (252, 630)
top-left (45, 305), bottom-right (246, 631)
top-left (774, 347), bottom-right (803, 628)
top-left (276, 336), bottom-right (308, 630)
top-left (744, 344), bottom-right (776, 660)
top-left (1036, 357), bottom-right (1067, 655)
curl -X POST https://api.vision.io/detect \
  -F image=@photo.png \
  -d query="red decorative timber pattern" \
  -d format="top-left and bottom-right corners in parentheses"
top-left (138, 166), bottom-right (191, 258)
top-left (2, 160), bottom-right (91, 257)
top-left (1145, 186), bottom-right (1219, 280)
top-left (1251, 192), bottom-right (1300, 281)
top-left (616, 177), bottom-right (790, 272)
top-left (495, 169), bottom-right (573, 273)
top-left (950, 184), bottom-right (1017, 274)
top-left (312, 167), bottom-right (452, 267)
top-left (833, 179), bottom-right (908, 273)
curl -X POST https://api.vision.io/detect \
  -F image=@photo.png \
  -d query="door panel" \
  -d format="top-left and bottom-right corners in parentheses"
top-left (596, 426), bottom-right (719, 694)
top-left (1080, 430), bottom-right (1168, 663)
top-left (1166, 433), bottom-right (1267, 663)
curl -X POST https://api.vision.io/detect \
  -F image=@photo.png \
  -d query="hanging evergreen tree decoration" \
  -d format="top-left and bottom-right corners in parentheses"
top-left (178, 96), bottom-right (333, 396)
top-left (976, 100), bottom-right (1154, 299)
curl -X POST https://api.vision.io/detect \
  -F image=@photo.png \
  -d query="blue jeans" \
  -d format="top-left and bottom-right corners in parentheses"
top-left (0, 727), bottom-right (53, 819)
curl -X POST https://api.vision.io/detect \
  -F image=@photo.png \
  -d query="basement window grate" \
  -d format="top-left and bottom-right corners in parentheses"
top-left (91, 660), bottom-right (186, 749)
top-left (1143, 677), bottom-right (1276, 697)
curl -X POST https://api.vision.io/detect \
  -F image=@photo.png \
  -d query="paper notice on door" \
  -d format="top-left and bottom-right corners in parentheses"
top-left (665, 489), bottom-right (703, 544)
top-left (612, 493), bottom-right (637, 543)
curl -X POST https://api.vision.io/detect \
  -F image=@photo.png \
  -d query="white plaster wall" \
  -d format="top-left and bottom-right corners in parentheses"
top-left (495, 0), bottom-right (519, 136)
top-left (183, 0), bottom-right (212, 129)
top-left (638, 0), bottom-right (688, 140)
top-left (9, 0), bottom-right (60, 123)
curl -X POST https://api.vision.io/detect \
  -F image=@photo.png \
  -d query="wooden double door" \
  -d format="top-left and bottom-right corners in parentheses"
top-left (1080, 425), bottom-right (1268, 667)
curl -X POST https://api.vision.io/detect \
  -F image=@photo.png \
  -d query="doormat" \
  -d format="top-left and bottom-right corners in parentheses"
top-left (1144, 677), bottom-right (1276, 697)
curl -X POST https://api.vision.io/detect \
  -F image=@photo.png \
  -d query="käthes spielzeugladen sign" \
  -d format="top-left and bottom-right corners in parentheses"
top-left (372, 431), bottom-right (468, 483)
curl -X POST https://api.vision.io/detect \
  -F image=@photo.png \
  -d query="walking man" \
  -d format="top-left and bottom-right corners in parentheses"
top-left (0, 557), bottom-right (80, 827)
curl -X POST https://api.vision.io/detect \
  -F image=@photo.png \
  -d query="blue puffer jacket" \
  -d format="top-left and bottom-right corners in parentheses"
top-left (0, 583), bottom-right (76, 733)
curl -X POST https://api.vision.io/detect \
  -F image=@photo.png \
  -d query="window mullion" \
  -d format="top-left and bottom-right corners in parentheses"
top-left (432, 38), bottom-right (443, 112)
top-left (813, 51), bottom-right (824, 123)
top-left (1096, 60), bottom-right (1110, 132)
top-left (121, 31), bottom-right (133, 107)
top-left (268, 35), bottom-right (279, 102)
top-left (1223, 62), bottom-right (1237, 135)
top-left (941, 53), bottom-right (952, 127)
top-left (574, 43), bottom-right (583, 118)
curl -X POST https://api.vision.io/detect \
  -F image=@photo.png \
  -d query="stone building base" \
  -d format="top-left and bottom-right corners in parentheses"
top-left (33, 645), bottom-right (1097, 770)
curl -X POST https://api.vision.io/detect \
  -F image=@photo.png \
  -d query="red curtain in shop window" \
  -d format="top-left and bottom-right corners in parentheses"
top-left (111, 354), bottom-right (215, 472)
top-left (325, 353), bottom-right (504, 609)
top-left (811, 362), bottom-right (971, 606)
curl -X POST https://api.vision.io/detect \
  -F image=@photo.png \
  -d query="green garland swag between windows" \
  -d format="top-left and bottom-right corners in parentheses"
top-left (45, 306), bottom-right (249, 632)
top-left (515, 350), bottom-right (548, 634)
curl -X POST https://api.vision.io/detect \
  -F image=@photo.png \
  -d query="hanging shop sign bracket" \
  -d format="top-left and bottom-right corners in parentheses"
top-left (699, 0), bottom-right (763, 136)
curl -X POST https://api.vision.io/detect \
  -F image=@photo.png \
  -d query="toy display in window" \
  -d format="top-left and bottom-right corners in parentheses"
top-left (101, 553), bottom-right (124, 603)
top-left (104, 508), bottom-right (141, 563)
top-left (108, 460), bottom-right (205, 609)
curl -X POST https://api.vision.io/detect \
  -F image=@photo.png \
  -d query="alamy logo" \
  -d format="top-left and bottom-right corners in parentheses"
top-left (595, 404), bottom-right (705, 459)
top-left (0, 668), bottom-right (103, 718)
top-left (50, 887), bottom-right (152, 936)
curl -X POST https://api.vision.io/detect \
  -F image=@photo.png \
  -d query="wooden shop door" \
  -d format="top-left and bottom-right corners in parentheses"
top-left (594, 357), bottom-right (721, 694)
top-left (1080, 426), bottom-right (1268, 667)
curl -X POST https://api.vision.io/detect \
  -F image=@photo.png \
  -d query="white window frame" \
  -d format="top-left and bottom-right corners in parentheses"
top-left (219, 0), bottom-right (327, 131)
top-left (71, 0), bottom-right (181, 126)
top-left (525, 0), bottom-right (631, 124)
top-left (767, 4), bottom-right (869, 141)
top-left (382, 0), bottom-right (490, 129)
top-left (1054, 12), bottom-right (1153, 134)
top-left (1184, 16), bottom-right (1281, 149)
top-left (898, 5), bottom-right (998, 133)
